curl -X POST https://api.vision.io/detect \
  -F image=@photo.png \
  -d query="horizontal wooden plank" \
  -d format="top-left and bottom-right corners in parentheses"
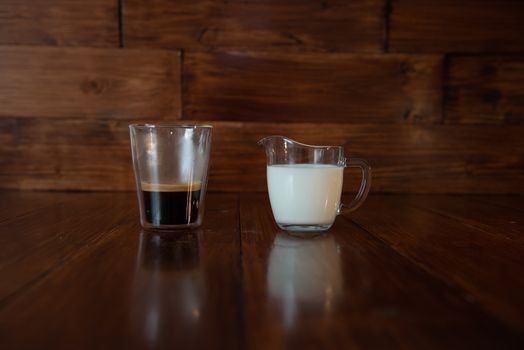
top-left (445, 56), bottom-right (524, 124)
top-left (0, 46), bottom-right (181, 119)
top-left (0, 144), bottom-right (133, 191)
top-left (0, 0), bottom-right (118, 46)
top-left (0, 119), bottom-right (523, 193)
top-left (241, 194), bottom-right (524, 348)
top-left (211, 122), bottom-right (524, 194)
top-left (390, 0), bottom-right (524, 53)
top-left (0, 118), bottom-right (131, 146)
top-left (347, 195), bottom-right (524, 333)
top-left (184, 52), bottom-right (443, 123)
top-left (124, 0), bottom-right (384, 52)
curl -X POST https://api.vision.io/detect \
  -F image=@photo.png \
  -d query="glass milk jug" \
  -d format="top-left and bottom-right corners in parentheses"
top-left (258, 136), bottom-right (371, 232)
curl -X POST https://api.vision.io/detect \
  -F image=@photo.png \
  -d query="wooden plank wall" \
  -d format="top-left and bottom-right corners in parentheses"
top-left (0, 0), bottom-right (523, 193)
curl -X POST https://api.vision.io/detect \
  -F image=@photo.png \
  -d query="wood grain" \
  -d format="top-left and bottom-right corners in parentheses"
top-left (403, 195), bottom-right (524, 242)
top-left (446, 56), bottom-right (524, 124)
top-left (0, 193), bottom-right (134, 301)
top-left (0, 193), bottom-right (243, 349)
top-left (209, 123), bottom-right (524, 194)
top-left (184, 52), bottom-right (443, 123)
top-left (0, 46), bottom-right (181, 119)
top-left (1, 192), bottom-right (524, 348)
top-left (474, 195), bottom-right (524, 213)
top-left (1, 119), bottom-right (523, 193)
top-left (240, 194), bottom-right (524, 349)
top-left (0, 0), bottom-right (118, 47)
top-left (347, 195), bottom-right (524, 333)
top-left (124, 0), bottom-right (384, 52)
top-left (0, 143), bottom-right (134, 191)
top-left (0, 191), bottom-right (78, 223)
top-left (390, 0), bottom-right (524, 53)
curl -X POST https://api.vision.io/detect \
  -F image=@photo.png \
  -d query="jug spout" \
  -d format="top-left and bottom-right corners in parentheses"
top-left (258, 135), bottom-right (345, 166)
top-left (258, 135), bottom-right (295, 165)
top-left (257, 135), bottom-right (298, 159)
top-left (257, 135), bottom-right (289, 148)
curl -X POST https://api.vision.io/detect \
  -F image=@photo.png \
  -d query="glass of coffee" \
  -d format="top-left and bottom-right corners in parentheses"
top-left (129, 124), bottom-right (212, 230)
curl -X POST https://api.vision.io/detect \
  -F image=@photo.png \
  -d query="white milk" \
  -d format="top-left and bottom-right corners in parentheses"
top-left (267, 164), bottom-right (344, 225)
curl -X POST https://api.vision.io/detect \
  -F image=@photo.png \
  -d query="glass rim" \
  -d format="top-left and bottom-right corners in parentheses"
top-left (129, 123), bottom-right (213, 129)
top-left (259, 135), bottom-right (344, 150)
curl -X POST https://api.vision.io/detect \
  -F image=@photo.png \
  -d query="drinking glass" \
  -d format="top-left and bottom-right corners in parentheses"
top-left (129, 124), bottom-right (212, 230)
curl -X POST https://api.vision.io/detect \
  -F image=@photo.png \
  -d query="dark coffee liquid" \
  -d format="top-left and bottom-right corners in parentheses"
top-left (142, 182), bottom-right (201, 225)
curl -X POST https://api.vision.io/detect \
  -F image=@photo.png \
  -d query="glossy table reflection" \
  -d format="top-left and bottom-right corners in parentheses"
top-left (0, 192), bottom-right (523, 349)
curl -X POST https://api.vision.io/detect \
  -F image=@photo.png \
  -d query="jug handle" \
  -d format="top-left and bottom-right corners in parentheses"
top-left (339, 158), bottom-right (372, 214)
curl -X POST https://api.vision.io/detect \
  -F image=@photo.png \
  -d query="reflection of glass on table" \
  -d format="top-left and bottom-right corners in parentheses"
top-left (128, 230), bottom-right (205, 348)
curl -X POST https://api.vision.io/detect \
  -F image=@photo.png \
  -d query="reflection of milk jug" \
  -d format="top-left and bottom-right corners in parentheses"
top-left (267, 234), bottom-right (343, 326)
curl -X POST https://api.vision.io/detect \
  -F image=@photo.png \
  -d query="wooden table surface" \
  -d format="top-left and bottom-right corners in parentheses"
top-left (0, 191), bottom-right (523, 349)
